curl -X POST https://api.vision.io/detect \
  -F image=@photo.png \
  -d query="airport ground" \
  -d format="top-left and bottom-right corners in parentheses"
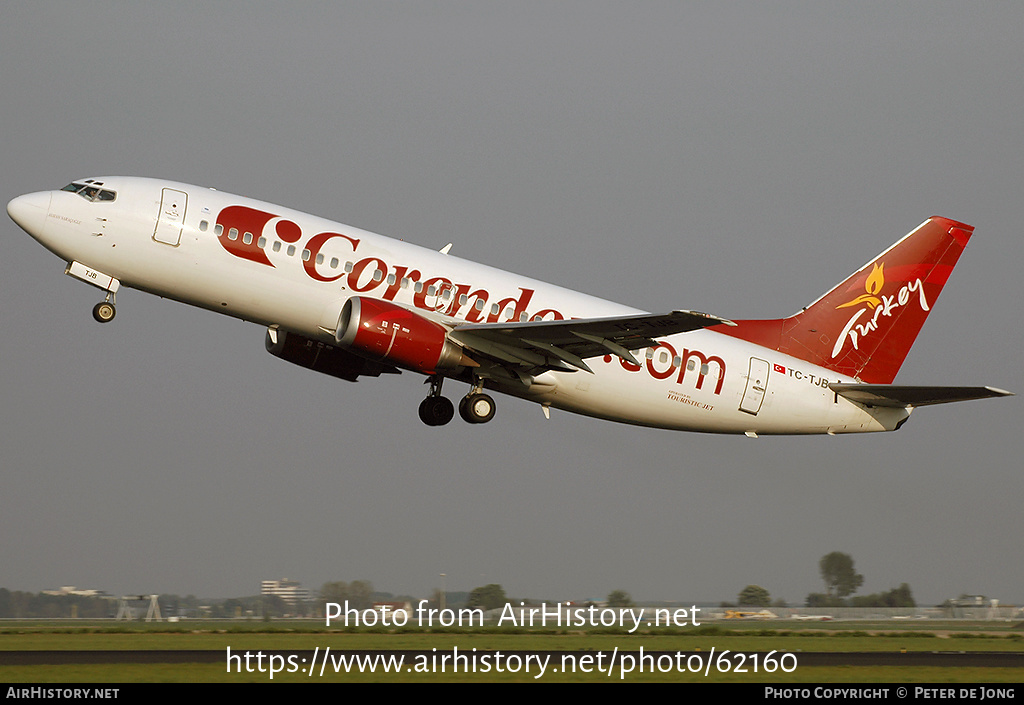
top-left (1, 619), bottom-right (1022, 683)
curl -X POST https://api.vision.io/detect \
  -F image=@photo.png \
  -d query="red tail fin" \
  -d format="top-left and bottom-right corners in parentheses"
top-left (720, 217), bottom-right (973, 383)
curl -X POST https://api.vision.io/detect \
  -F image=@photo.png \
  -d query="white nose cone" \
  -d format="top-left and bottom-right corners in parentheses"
top-left (7, 191), bottom-right (51, 237)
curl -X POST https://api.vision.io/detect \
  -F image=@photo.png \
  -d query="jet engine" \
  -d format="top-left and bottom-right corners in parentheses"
top-left (265, 328), bottom-right (399, 382)
top-left (336, 296), bottom-right (477, 373)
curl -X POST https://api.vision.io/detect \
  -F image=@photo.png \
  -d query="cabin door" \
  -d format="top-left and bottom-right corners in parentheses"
top-left (739, 357), bottom-right (770, 415)
top-left (153, 188), bottom-right (188, 246)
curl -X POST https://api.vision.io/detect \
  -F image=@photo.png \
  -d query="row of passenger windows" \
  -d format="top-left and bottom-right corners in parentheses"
top-left (646, 348), bottom-right (716, 375)
top-left (197, 219), bottom-right (524, 318)
top-left (194, 218), bottom-right (720, 363)
top-left (193, 220), bottom-right (720, 363)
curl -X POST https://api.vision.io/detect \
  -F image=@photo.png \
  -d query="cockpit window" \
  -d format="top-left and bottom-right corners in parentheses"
top-left (61, 181), bottom-right (117, 202)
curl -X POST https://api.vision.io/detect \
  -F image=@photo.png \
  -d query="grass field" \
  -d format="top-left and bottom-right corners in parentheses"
top-left (2, 620), bottom-right (1021, 683)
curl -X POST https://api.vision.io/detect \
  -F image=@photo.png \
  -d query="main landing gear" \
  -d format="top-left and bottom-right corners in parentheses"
top-left (459, 390), bottom-right (495, 424)
top-left (418, 376), bottom-right (496, 426)
top-left (418, 380), bottom-right (455, 427)
top-left (92, 292), bottom-right (116, 323)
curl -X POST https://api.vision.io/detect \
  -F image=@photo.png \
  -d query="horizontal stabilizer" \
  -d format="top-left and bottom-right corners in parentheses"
top-left (829, 384), bottom-right (1013, 408)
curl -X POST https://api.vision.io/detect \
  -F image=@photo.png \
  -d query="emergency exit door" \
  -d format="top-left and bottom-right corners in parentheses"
top-left (739, 357), bottom-right (770, 415)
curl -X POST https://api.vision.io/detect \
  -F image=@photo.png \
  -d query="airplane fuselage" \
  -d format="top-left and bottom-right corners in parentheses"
top-left (7, 177), bottom-right (923, 434)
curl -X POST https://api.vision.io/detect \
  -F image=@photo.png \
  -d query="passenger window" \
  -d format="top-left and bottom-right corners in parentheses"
top-left (199, 220), bottom-right (208, 232)
top-left (287, 245), bottom-right (296, 256)
top-left (228, 228), bottom-right (238, 241)
top-left (272, 241), bottom-right (282, 252)
top-left (257, 236), bottom-right (267, 249)
top-left (215, 224), bottom-right (224, 236)
top-left (242, 232), bottom-right (253, 245)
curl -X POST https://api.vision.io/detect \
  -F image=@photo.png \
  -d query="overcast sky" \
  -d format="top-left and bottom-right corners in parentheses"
top-left (1, 2), bottom-right (1020, 607)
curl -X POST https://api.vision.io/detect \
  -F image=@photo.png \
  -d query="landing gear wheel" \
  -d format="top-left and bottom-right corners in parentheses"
top-left (459, 393), bottom-right (496, 424)
top-left (418, 396), bottom-right (455, 426)
top-left (92, 302), bottom-right (116, 323)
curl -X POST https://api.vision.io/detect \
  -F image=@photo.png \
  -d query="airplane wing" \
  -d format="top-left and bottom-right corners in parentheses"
top-left (829, 384), bottom-right (1013, 408)
top-left (449, 310), bottom-right (735, 374)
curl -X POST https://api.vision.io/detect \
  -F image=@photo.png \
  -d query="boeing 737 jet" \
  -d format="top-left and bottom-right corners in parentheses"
top-left (7, 177), bottom-right (1011, 434)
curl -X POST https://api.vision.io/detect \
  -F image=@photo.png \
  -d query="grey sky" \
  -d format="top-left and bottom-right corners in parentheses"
top-left (1, 2), bottom-right (1020, 606)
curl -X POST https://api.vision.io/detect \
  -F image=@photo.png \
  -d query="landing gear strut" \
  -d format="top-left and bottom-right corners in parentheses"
top-left (92, 292), bottom-right (117, 323)
top-left (418, 376), bottom-right (498, 426)
top-left (418, 376), bottom-right (455, 426)
top-left (458, 378), bottom-right (496, 424)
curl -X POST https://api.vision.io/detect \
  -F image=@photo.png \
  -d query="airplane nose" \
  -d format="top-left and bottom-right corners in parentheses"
top-left (7, 191), bottom-right (51, 236)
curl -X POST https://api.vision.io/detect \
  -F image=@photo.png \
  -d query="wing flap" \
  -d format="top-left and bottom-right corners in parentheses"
top-left (829, 384), bottom-right (1013, 408)
top-left (450, 309), bottom-right (734, 372)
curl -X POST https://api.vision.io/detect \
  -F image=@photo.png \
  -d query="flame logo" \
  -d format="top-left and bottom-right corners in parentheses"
top-left (837, 262), bottom-right (884, 310)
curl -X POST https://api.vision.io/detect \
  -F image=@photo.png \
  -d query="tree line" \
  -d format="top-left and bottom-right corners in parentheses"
top-left (0, 555), bottom-right (919, 619)
top-left (730, 552), bottom-right (916, 608)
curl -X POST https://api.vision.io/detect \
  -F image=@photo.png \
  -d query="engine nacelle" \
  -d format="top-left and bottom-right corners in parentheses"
top-left (336, 297), bottom-right (476, 373)
top-left (266, 328), bottom-right (400, 382)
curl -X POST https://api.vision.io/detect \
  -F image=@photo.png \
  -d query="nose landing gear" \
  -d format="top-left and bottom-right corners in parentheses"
top-left (92, 292), bottom-right (117, 323)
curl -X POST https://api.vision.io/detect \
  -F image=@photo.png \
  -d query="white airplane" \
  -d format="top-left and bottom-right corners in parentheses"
top-left (7, 177), bottom-right (1011, 435)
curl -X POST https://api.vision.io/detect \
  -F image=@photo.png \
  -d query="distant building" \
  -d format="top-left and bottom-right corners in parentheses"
top-left (261, 579), bottom-right (310, 606)
top-left (371, 601), bottom-right (413, 617)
